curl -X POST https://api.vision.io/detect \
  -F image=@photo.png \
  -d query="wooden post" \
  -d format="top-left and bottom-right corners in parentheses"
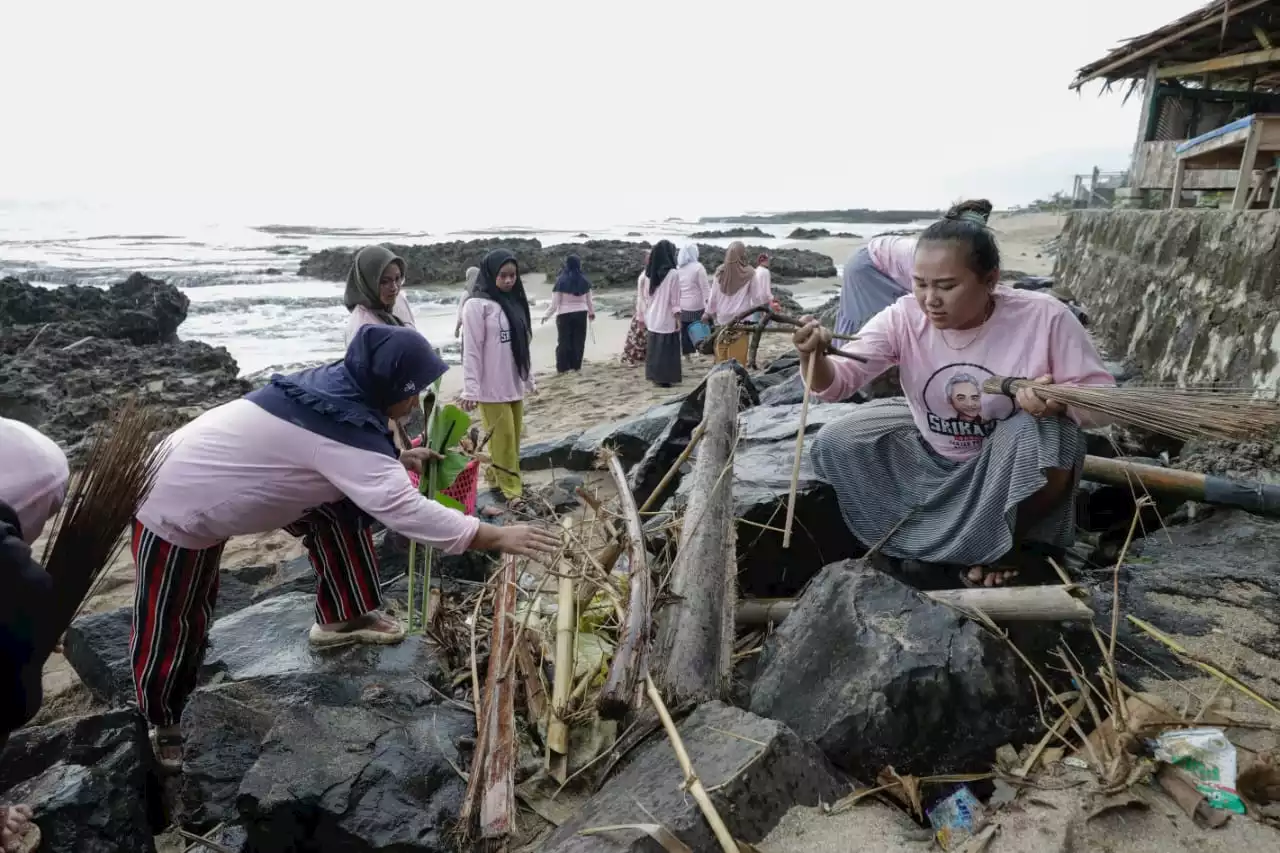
top-left (1170, 158), bottom-right (1187, 209)
top-left (1233, 121), bottom-right (1264, 209)
top-left (1130, 62), bottom-right (1160, 186)
top-left (653, 369), bottom-right (739, 704)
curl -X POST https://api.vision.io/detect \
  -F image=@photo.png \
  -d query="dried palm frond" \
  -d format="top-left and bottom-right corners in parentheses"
top-left (40, 398), bottom-right (169, 647)
top-left (984, 377), bottom-right (1280, 441)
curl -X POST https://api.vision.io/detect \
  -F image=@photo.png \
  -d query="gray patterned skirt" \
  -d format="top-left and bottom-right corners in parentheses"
top-left (811, 398), bottom-right (1085, 565)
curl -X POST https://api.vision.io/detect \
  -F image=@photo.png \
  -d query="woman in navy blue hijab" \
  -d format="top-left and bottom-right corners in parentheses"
top-left (541, 254), bottom-right (596, 373)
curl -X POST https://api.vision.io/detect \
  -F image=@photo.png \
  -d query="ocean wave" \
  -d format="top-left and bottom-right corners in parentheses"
top-left (252, 224), bottom-right (431, 240)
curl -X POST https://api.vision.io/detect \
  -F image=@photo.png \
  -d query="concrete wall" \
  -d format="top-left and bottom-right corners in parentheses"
top-left (1055, 210), bottom-right (1280, 389)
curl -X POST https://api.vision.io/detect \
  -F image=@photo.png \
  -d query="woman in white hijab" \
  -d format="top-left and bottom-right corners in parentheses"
top-left (673, 243), bottom-right (710, 356)
top-left (0, 416), bottom-right (70, 853)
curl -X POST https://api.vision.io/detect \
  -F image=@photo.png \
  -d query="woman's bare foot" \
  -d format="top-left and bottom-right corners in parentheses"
top-left (966, 566), bottom-right (1018, 587)
top-left (150, 725), bottom-right (183, 774)
top-left (309, 610), bottom-right (405, 647)
top-left (1, 805), bottom-right (34, 853)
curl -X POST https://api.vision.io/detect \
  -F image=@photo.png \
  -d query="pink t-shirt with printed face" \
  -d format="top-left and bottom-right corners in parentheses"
top-left (814, 286), bottom-right (1114, 460)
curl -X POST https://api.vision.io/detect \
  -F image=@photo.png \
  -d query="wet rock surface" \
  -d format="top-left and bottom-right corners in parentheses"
top-left (0, 709), bottom-right (160, 853)
top-left (541, 701), bottom-right (848, 853)
top-left (749, 561), bottom-right (1040, 778)
top-left (0, 275), bottom-right (249, 459)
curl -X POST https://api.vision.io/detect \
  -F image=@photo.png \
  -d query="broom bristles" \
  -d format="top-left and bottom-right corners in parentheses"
top-left (983, 376), bottom-right (1280, 441)
top-left (41, 398), bottom-right (170, 648)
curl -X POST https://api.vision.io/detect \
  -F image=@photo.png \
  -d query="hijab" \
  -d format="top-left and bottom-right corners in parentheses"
top-left (465, 266), bottom-right (480, 289)
top-left (715, 241), bottom-right (756, 297)
top-left (677, 243), bottom-right (699, 268)
top-left (0, 417), bottom-right (70, 544)
top-left (471, 248), bottom-right (533, 380)
top-left (645, 240), bottom-right (678, 295)
top-left (554, 254), bottom-right (592, 296)
top-left (246, 324), bottom-right (447, 457)
top-left (344, 245), bottom-right (407, 327)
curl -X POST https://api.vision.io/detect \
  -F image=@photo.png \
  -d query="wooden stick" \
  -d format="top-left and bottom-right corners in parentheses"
top-left (783, 350), bottom-right (818, 549)
top-left (735, 585), bottom-right (1095, 627)
top-left (547, 547), bottom-right (576, 782)
top-left (653, 369), bottom-right (738, 705)
top-left (641, 423), bottom-right (706, 515)
top-left (597, 452), bottom-right (654, 719)
top-left (643, 675), bottom-right (739, 853)
top-left (728, 323), bottom-right (859, 343)
top-left (476, 555), bottom-right (519, 841)
top-left (515, 635), bottom-right (548, 725)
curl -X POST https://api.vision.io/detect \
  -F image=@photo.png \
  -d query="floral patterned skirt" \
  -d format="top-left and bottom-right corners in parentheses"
top-left (621, 314), bottom-right (647, 365)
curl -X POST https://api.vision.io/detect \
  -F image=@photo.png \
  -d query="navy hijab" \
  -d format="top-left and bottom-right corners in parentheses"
top-left (246, 324), bottom-right (448, 457)
top-left (554, 254), bottom-right (592, 297)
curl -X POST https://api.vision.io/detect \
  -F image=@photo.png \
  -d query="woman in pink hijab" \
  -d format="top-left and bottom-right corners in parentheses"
top-left (0, 416), bottom-right (70, 853)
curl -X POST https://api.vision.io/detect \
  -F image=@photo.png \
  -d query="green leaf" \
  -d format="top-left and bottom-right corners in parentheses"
top-left (433, 493), bottom-right (465, 512)
top-left (433, 449), bottom-right (470, 492)
top-left (428, 403), bottom-right (471, 455)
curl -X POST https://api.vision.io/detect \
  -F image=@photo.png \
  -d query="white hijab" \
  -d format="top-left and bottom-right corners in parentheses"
top-left (0, 417), bottom-right (70, 544)
top-left (677, 243), bottom-right (699, 268)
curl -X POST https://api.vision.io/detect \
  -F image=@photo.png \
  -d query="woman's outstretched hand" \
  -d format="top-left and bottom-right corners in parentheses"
top-left (494, 524), bottom-right (560, 556)
top-left (457, 397), bottom-right (478, 413)
top-left (1016, 374), bottom-right (1065, 418)
top-left (793, 316), bottom-right (831, 355)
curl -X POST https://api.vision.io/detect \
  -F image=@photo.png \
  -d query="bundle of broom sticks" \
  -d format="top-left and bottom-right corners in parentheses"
top-left (39, 399), bottom-right (168, 656)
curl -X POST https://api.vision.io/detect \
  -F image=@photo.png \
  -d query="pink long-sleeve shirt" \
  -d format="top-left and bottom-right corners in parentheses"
top-left (705, 267), bottom-right (773, 325)
top-left (0, 417), bottom-right (70, 545)
top-left (461, 297), bottom-right (533, 403)
top-left (643, 270), bottom-right (682, 334)
top-left (635, 273), bottom-right (650, 316)
top-left (675, 263), bottom-right (710, 312)
top-left (814, 286), bottom-right (1114, 461)
top-left (867, 235), bottom-right (918, 290)
top-left (543, 290), bottom-right (595, 319)
top-left (135, 399), bottom-right (480, 552)
top-left (344, 293), bottom-right (417, 346)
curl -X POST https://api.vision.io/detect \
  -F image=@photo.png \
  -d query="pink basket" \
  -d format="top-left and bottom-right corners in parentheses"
top-left (408, 437), bottom-right (480, 516)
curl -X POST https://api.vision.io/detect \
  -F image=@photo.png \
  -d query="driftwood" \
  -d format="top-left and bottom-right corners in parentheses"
top-left (547, 543), bottom-right (576, 781)
top-left (597, 452), bottom-right (653, 719)
top-left (736, 584), bottom-right (1095, 627)
top-left (460, 555), bottom-right (518, 842)
top-left (1082, 454), bottom-right (1280, 518)
top-left (653, 369), bottom-right (739, 704)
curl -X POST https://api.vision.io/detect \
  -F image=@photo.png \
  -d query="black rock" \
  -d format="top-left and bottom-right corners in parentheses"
top-left (375, 528), bottom-right (493, 585)
top-left (0, 272), bottom-right (188, 349)
top-left (298, 238), bottom-right (543, 288)
top-left (689, 227), bottom-right (772, 239)
top-left (749, 561), bottom-right (1039, 777)
top-left (238, 703), bottom-right (473, 853)
top-left (0, 710), bottom-right (160, 853)
top-left (179, 688), bottom-right (274, 828)
top-left (567, 401), bottom-right (683, 471)
top-left (698, 244), bottom-right (836, 281)
top-left (520, 431), bottom-right (583, 472)
top-left (62, 607), bottom-right (135, 707)
top-left (542, 701), bottom-right (848, 852)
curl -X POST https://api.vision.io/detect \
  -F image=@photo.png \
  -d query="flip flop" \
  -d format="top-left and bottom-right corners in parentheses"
top-left (149, 729), bottom-right (184, 775)
top-left (308, 614), bottom-right (406, 649)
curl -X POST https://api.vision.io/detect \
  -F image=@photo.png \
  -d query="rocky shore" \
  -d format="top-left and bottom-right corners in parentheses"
top-left (298, 238), bottom-right (838, 288)
top-left (0, 274), bottom-right (249, 462)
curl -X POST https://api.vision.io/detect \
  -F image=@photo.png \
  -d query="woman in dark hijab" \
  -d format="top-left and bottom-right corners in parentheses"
top-left (541, 254), bottom-right (596, 373)
top-left (344, 245), bottom-right (415, 345)
top-left (458, 249), bottom-right (537, 511)
top-left (643, 240), bottom-right (683, 387)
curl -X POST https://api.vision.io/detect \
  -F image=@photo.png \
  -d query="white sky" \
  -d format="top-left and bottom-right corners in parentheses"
top-left (0, 0), bottom-right (1209, 227)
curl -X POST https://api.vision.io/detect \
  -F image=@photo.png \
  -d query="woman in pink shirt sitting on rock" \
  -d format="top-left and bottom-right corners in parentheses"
top-left (459, 249), bottom-right (537, 513)
top-left (541, 254), bottom-right (595, 373)
top-left (643, 240), bottom-right (683, 387)
top-left (131, 324), bottom-right (557, 772)
top-left (794, 205), bottom-right (1114, 588)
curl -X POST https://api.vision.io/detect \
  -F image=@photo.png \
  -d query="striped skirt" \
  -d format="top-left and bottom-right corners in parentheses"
top-left (811, 398), bottom-right (1085, 566)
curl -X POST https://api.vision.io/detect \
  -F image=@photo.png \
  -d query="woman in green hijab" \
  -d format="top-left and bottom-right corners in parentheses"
top-left (344, 245), bottom-right (416, 346)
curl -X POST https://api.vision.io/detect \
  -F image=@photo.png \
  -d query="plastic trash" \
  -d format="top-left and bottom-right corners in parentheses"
top-left (927, 785), bottom-right (985, 851)
top-left (687, 321), bottom-right (711, 346)
top-left (1154, 727), bottom-right (1246, 814)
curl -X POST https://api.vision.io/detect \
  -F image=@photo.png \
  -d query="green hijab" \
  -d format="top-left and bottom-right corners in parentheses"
top-left (344, 245), bottom-right (407, 326)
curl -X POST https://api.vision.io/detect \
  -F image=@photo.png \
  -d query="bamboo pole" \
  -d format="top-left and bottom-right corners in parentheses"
top-left (735, 585), bottom-right (1095, 627)
top-left (547, 549), bottom-right (576, 783)
top-left (597, 452), bottom-right (654, 719)
top-left (643, 675), bottom-right (739, 853)
top-left (783, 350), bottom-right (818, 549)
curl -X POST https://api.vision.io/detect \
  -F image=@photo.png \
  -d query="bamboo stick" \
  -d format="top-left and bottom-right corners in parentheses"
top-left (728, 323), bottom-right (859, 343)
top-left (597, 452), bottom-right (654, 719)
top-left (783, 350), bottom-right (818, 549)
top-left (643, 675), bottom-right (739, 853)
top-left (547, 552), bottom-right (576, 783)
top-left (641, 423), bottom-right (706, 515)
top-left (735, 585), bottom-right (1095, 627)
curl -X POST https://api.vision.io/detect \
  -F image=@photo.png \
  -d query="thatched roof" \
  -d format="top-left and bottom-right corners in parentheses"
top-left (1072, 0), bottom-right (1280, 91)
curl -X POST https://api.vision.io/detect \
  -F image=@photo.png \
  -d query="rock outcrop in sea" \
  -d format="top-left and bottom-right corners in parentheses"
top-left (0, 274), bottom-right (250, 462)
top-left (298, 238), bottom-right (838, 288)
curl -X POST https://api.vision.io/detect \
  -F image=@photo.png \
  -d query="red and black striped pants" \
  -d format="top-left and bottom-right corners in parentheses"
top-left (129, 500), bottom-right (383, 727)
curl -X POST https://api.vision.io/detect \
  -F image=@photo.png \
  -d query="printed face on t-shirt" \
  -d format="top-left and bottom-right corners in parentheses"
top-left (921, 363), bottom-right (1016, 451)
